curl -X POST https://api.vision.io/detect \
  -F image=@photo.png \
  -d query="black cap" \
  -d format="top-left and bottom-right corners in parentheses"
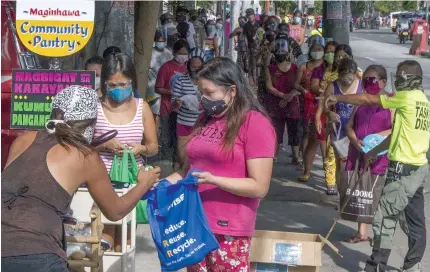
top-left (160, 12), bottom-right (172, 22)
top-left (245, 8), bottom-right (255, 16)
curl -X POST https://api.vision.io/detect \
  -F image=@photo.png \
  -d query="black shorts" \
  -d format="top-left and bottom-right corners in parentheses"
top-left (272, 117), bottom-right (302, 146)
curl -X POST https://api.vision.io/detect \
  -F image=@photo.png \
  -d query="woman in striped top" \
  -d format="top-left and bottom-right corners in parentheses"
top-left (93, 53), bottom-right (158, 251)
top-left (172, 52), bottom-right (205, 168)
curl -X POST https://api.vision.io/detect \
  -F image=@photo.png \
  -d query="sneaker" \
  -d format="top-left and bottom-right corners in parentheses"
top-left (403, 263), bottom-right (421, 272)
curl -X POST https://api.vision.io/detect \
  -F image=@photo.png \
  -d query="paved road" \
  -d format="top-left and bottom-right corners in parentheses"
top-left (351, 28), bottom-right (412, 49)
top-left (350, 28), bottom-right (430, 96)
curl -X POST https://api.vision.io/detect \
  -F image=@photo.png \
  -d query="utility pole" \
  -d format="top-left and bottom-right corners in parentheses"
top-left (298, 0), bottom-right (303, 11)
top-left (323, 1), bottom-right (350, 45)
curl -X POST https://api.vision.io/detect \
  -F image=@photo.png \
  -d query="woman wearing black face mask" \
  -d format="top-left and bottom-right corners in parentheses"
top-left (166, 58), bottom-right (276, 271)
top-left (172, 50), bottom-right (205, 168)
top-left (264, 38), bottom-right (301, 163)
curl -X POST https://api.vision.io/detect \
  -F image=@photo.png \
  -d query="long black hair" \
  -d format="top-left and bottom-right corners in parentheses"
top-left (100, 53), bottom-right (137, 99)
top-left (195, 57), bottom-right (268, 150)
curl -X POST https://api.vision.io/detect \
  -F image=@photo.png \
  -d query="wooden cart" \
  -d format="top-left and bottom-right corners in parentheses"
top-left (66, 203), bottom-right (105, 272)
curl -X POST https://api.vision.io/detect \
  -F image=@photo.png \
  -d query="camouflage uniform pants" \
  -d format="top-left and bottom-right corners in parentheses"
top-left (364, 161), bottom-right (429, 271)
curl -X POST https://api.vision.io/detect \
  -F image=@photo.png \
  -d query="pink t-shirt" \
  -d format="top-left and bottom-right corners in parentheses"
top-left (186, 110), bottom-right (276, 237)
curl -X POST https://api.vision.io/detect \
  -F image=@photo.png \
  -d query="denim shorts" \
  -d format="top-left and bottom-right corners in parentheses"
top-left (2, 253), bottom-right (68, 272)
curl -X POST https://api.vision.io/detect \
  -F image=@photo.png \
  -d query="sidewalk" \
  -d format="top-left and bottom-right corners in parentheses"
top-left (135, 149), bottom-right (430, 272)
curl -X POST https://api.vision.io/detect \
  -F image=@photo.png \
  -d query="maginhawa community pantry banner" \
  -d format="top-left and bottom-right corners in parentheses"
top-left (10, 69), bottom-right (96, 130)
top-left (15, 1), bottom-right (95, 57)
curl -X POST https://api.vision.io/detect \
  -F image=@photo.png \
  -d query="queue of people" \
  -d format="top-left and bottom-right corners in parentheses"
top-left (1, 5), bottom-right (429, 272)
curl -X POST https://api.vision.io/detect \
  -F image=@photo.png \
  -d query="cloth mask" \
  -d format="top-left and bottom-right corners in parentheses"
top-left (275, 54), bottom-right (287, 63)
top-left (293, 17), bottom-right (302, 24)
top-left (201, 96), bottom-right (228, 116)
top-left (310, 51), bottom-right (324, 60)
top-left (108, 86), bottom-right (133, 103)
top-left (394, 74), bottom-right (423, 91)
top-left (46, 85), bottom-right (98, 143)
top-left (155, 42), bottom-right (166, 50)
top-left (363, 78), bottom-right (381, 95)
top-left (324, 53), bottom-right (335, 64)
top-left (175, 55), bottom-right (189, 64)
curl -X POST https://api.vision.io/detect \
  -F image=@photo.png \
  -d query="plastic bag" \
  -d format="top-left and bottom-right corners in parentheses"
top-left (142, 170), bottom-right (219, 271)
top-left (109, 147), bottom-right (149, 224)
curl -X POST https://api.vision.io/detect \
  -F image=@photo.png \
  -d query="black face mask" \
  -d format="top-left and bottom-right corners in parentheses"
top-left (275, 54), bottom-right (287, 63)
top-left (188, 68), bottom-right (201, 80)
top-left (201, 96), bottom-right (228, 116)
top-left (266, 33), bottom-right (276, 42)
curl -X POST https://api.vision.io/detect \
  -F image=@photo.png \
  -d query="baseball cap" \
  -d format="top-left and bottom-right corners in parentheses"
top-left (246, 8), bottom-right (255, 16)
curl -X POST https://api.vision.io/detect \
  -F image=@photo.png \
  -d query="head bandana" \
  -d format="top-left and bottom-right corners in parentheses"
top-left (46, 85), bottom-right (98, 143)
top-left (394, 71), bottom-right (423, 92)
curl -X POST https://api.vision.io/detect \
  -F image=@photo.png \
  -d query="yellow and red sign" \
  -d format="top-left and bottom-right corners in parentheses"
top-left (16, 1), bottom-right (95, 57)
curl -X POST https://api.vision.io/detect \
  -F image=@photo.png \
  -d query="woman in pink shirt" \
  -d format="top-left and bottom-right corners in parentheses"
top-left (167, 57), bottom-right (276, 272)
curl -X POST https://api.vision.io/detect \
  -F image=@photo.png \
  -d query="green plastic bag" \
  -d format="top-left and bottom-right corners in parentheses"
top-left (109, 147), bottom-right (149, 224)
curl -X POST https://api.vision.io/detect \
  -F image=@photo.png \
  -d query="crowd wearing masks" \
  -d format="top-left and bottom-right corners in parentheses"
top-left (1, 5), bottom-right (429, 272)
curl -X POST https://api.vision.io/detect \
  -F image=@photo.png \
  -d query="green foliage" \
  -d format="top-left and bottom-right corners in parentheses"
top-left (350, 1), bottom-right (366, 17)
top-left (402, 0), bottom-right (418, 11)
top-left (274, 0), bottom-right (296, 16)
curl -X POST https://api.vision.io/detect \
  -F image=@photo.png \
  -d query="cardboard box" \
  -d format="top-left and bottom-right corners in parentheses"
top-left (250, 230), bottom-right (338, 272)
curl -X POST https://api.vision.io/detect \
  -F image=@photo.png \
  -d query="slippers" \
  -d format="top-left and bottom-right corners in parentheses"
top-left (345, 235), bottom-right (370, 244)
top-left (298, 175), bottom-right (310, 182)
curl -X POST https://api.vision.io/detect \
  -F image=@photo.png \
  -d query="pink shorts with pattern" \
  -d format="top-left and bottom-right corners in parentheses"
top-left (187, 234), bottom-right (251, 272)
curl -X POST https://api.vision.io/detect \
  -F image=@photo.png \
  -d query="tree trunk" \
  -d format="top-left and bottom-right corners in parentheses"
top-left (134, 1), bottom-right (160, 99)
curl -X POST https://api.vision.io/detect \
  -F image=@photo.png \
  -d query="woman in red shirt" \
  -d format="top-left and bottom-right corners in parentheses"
top-left (264, 37), bottom-right (301, 163)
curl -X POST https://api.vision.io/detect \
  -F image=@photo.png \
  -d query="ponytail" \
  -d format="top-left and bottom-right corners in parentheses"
top-left (47, 119), bottom-right (95, 156)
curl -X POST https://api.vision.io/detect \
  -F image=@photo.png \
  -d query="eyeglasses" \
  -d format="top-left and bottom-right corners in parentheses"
top-left (106, 80), bottom-right (132, 89)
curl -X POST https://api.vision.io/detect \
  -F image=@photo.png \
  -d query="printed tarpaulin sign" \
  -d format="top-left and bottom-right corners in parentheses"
top-left (16, 1), bottom-right (95, 57)
top-left (143, 171), bottom-right (219, 271)
top-left (273, 243), bottom-right (302, 265)
top-left (11, 69), bottom-right (96, 130)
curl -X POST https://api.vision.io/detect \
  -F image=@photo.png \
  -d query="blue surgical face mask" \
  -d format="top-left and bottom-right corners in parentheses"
top-left (293, 17), bottom-right (302, 24)
top-left (107, 86), bottom-right (133, 103)
top-left (155, 42), bottom-right (166, 50)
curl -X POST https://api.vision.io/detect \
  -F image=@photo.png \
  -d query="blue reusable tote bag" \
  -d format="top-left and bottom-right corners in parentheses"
top-left (142, 170), bottom-right (219, 271)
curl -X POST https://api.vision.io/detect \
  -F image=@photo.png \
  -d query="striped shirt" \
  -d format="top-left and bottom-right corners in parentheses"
top-left (93, 98), bottom-right (145, 171)
top-left (172, 74), bottom-right (201, 127)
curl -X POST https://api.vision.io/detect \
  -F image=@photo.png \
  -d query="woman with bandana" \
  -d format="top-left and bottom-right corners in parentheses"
top-left (166, 57), bottom-right (276, 272)
top-left (1, 86), bottom-right (161, 272)
top-left (264, 37), bottom-right (301, 163)
top-left (289, 10), bottom-right (305, 46)
top-left (94, 53), bottom-right (159, 251)
top-left (343, 65), bottom-right (393, 244)
top-left (172, 49), bottom-right (205, 168)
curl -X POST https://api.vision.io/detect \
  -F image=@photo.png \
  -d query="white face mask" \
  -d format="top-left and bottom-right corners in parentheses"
top-left (310, 51), bottom-right (324, 60)
top-left (95, 76), bottom-right (101, 90)
top-left (175, 55), bottom-right (189, 64)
